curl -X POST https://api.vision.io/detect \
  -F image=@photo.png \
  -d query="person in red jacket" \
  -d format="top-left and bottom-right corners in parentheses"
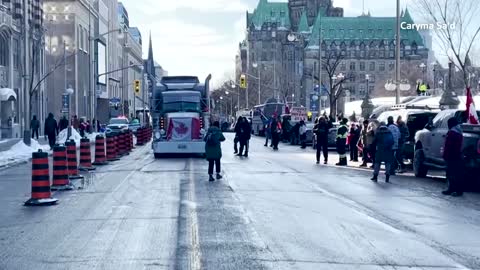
top-left (442, 117), bottom-right (464, 197)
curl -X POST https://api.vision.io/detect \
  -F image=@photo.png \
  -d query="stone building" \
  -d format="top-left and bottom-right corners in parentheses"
top-left (0, 0), bottom-right (45, 138)
top-left (245, 0), bottom-right (430, 115)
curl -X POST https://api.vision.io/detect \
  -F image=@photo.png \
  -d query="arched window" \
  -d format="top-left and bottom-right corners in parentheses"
top-left (0, 33), bottom-right (9, 67)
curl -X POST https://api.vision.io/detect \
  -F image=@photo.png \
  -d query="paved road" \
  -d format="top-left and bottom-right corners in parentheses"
top-left (0, 134), bottom-right (479, 269)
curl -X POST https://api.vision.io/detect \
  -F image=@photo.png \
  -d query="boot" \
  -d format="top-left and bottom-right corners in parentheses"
top-left (341, 157), bottom-right (348, 166)
top-left (209, 175), bottom-right (215, 182)
top-left (216, 173), bottom-right (223, 180)
top-left (371, 175), bottom-right (378, 182)
top-left (385, 174), bottom-right (390, 183)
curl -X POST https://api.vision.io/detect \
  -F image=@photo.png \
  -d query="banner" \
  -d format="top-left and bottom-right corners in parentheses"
top-left (167, 118), bottom-right (193, 141)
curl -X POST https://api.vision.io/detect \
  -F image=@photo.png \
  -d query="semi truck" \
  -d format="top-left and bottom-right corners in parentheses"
top-left (151, 75), bottom-right (211, 157)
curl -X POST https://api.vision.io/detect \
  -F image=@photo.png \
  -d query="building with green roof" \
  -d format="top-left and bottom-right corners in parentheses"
top-left (242, 0), bottom-right (430, 114)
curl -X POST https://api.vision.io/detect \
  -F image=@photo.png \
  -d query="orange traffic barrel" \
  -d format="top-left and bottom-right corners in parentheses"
top-left (136, 127), bottom-right (143, 146)
top-left (66, 140), bottom-right (84, 180)
top-left (25, 150), bottom-right (58, 206)
top-left (121, 130), bottom-right (130, 155)
top-left (51, 144), bottom-right (73, 191)
top-left (129, 130), bottom-right (134, 150)
top-left (79, 138), bottom-right (95, 171)
top-left (106, 132), bottom-right (120, 161)
top-left (93, 135), bottom-right (108, 165)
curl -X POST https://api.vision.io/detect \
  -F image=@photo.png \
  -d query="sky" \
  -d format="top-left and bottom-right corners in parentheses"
top-left (120, 0), bottom-right (415, 86)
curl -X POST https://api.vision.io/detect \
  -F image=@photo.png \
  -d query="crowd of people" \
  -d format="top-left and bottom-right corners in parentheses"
top-left (30, 113), bottom-right (102, 149)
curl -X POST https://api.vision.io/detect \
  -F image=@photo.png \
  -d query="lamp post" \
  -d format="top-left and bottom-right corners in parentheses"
top-left (419, 62), bottom-right (427, 83)
top-left (362, 74), bottom-right (374, 119)
top-left (252, 62), bottom-right (261, 104)
top-left (65, 87), bottom-right (74, 139)
top-left (432, 63), bottom-right (437, 95)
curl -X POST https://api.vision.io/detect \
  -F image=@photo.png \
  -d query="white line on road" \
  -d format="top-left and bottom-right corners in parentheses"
top-left (186, 158), bottom-right (202, 270)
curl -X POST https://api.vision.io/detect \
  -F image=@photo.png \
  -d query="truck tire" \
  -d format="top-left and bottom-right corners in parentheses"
top-left (414, 149), bottom-right (428, 178)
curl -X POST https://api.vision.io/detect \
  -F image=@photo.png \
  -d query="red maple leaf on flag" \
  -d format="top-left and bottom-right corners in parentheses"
top-left (466, 87), bottom-right (479, 124)
top-left (175, 122), bottom-right (189, 135)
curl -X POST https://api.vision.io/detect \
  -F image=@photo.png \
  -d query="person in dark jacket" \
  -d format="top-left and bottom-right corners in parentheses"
top-left (238, 117), bottom-right (252, 157)
top-left (204, 121), bottom-right (226, 182)
top-left (264, 117), bottom-right (272, 147)
top-left (58, 116), bottom-right (69, 132)
top-left (359, 120), bottom-right (371, 167)
top-left (371, 122), bottom-right (394, 182)
top-left (233, 117), bottom-right (243, 154)
top-left (299, 120), bottom-right (307, 149)
top-left (30, 115), bottom-right (40, 140)
top-left (395, 116), bottom-right (410, 173)
top-left (72, 115), bottom-right (79, 130)
top-left (336, 118), bottom-right (349, 166)
top-left (349, 123), bottom-right (360, 162)
top-left (442, 118), bottom-right (464, 197)
top-left (314, 116), bottom-right (332, 164)
top-left (44, 113), bottom-right (58, 149)
top-left (271, 117), bottom-right (281, 150)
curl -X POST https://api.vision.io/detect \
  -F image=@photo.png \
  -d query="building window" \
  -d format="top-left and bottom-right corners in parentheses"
top-left (359, 84), bottom-right (365, 95)
top-left (84, 28), bottom-right (89, 53)
top-left (271, 11), bottom-right (275, 17)
top-left (314, 61), bottom-right (317, 75)
top-left (78, 25), bottom-right (83, 50)
top-left (369, 62), bottom-right (375, 71)
top-left (368, 29), bottom-right (373, 36)
top-left (379, 50), bottom-right (385, 58)
top-left (389, 61), bottom-right (394, 70)
top-left (350, 62), bottom-right (356, 71)
top-left (340, 61), bottom-right (346, 71)
top-left (251, 52), bottom-right (255, 62)
top-left (379, 62), bottom-right (385, 71)
top-left (350, 74), bottom-right (356, 83)
top-left (369, 85), bottom-right (374, 93)
top-left (389, 50), bottom-right (394, 58)
top-left (280, 11), bottom-right (285, 17)
top-left (360, 61), bottom-right (365, 71)
top-left (369, 74), bottom-right (375, 83)
top-left (13, 38), bottom-right (19, 70)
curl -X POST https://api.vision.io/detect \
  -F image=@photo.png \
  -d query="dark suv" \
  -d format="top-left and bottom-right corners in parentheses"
top-left (376, 107), bottom-right (439, 160)
top-left (414, 110), bottom-right (480, 179)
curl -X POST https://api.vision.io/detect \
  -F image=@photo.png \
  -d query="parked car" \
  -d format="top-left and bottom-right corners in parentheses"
top-left (128, 119), bottom-right (141, 134)
top-left (106, 117), bottom-right (129, 133)
top-left (414, 109), bottom-right (480, 180)
top-left (288, 121), bottom-right (315, 146)
top-left (376, 107), bottom-right (439, 160)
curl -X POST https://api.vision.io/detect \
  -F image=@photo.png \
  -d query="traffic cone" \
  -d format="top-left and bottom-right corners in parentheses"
top-left (51, 144), bottom-right (73, 191)
top-left (66, 140), bottom-right (84, 180)
top-left (106, 133), bottom-right (120, 161)
top-left (93, 135), bottom-right (109, 165)
top-left (79, 138), bottom-right (95, 171)
top-left (121, 130), bottom-right (130, 155)
top-left (25, 150), bottom-right (58, 206)
top-left (129, 130), bottom-right (134, 150)
top-left (136, 127), bottom-right (144, 146)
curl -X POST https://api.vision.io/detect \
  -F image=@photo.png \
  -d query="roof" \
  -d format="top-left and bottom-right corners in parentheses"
top-left (247, 0), bottom-right (290, 29)
top-left (298, 9), bottom-right (310, 33)
top-left (307, 8), bottom-right (424, 47)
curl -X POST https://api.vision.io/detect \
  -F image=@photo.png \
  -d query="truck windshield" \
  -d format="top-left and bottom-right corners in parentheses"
top-left (162, 91), bottom-right (201, 113)
top-left (163, 101), bottom-right (200, 113)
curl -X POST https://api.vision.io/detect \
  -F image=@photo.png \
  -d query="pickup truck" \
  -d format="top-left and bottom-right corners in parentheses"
top-left (414, 109), bottom-right (480, 181)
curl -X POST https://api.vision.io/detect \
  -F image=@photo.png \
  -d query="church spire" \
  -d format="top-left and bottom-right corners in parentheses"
top-left (148, 31), bottom-right (153, 61)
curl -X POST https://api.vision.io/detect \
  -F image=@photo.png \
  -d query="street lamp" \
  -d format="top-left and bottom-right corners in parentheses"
top-left (252, 62), bottom-right (261, 104)
top-left (65, 87), bottom-right (74, 139)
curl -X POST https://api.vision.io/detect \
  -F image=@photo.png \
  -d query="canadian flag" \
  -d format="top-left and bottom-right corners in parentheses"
top-left (284, 96), bottom-right (290, 115)
top-left (466, 87), bottom-right (479, 124)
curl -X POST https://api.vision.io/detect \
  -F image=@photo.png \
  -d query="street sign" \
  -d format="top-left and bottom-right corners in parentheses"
top-left (61, 94), bottom-right (69, 113)
top-left (109, 97), bottom-right (121, 104)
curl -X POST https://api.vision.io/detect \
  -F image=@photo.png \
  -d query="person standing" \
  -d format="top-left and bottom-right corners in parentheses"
top-left (204, 121), bottom-right (226, 182)
top-left (233, 116), bottom-right (242, 154)
top-left (349, 123), bottom-right (360, 162)
top-left (314, 116), bottom-right (332, 164)
top-left (264, 117), bottom-right (272, 147)
top-left (239, 117), bottom-right (252, 157)
top-left (44, 113), bottom-right (58, 149)
top-left (299, 120), bottom-right (307, 149)
top-left (371, 122), bottom-right (394, 182)
top-left (359, 120), bottom-right (370, 167)
top-left (442, 118), bottom-right (464, 197)
top-left (396, 116), bottom-right (410, 173)
top-left (336, 118), bottom-right (349, 166)
top-left (271, 116), bottom-right (281, 150)
top-left (72, 115), bottom-right (80, 131)
top-left (387, 116), bottom-right (401, 175)
top-left (58, 115), bottom-right (69, 132)
top-left (30, 115), bottom-right (40, 140)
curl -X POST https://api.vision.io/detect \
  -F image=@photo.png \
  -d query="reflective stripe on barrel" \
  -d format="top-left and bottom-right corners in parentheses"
top-left (94, 135), bottom-right (106, 163)
top-left (80, 138), bottom-right (93, 168)
top-left (31, 151), bottom-right (51, 199)
top-left (66, 140), bottom-right (79, 176)
top-left (106, 133), bottom-right (117, 161)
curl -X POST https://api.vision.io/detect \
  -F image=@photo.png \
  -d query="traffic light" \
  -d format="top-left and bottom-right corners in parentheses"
top-left (134, 80), bottom-right (141, 94)
top-left (240, 74), bottom-right (247, 89)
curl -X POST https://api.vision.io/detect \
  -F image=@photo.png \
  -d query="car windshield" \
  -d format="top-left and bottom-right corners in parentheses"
top-left (109, 118), bottom-right (128, 125)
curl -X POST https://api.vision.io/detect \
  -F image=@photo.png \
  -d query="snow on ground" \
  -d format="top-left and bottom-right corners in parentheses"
top-left (0, 139), bottom-right (50, 168)
top-left (57, 128), bottom-right (102, 146)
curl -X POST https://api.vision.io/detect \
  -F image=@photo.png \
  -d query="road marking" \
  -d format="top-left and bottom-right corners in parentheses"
top-left (186, 158), bottom-right (202, 270)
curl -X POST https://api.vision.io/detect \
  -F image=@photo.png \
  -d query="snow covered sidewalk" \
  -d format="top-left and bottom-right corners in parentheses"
top-left (0, 139), bottom-right (51, 169)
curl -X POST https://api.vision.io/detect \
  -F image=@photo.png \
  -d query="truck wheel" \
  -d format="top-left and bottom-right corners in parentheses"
top-left (414, 149), bottom-right (428, 178)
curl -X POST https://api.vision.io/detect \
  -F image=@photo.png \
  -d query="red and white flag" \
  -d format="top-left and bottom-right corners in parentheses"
top-left (284, 96), bottom-right (290, 115)
top-left (466, 87), bottom-right (479, 124)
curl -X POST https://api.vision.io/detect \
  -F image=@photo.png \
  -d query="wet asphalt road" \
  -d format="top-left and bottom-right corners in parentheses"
top-left (0, 134), bottom-right (480, 270)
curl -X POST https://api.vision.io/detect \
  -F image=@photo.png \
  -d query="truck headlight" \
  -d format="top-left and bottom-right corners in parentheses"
top-left (200, 128), bottom-right (206, 135)
top-left (160, 129), bottom-right (166, 135)
top-left (155, 131), bottom-right (161, 139)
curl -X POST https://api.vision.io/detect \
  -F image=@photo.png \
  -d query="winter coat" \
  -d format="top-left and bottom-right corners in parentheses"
top-left (387, 124), bottom-right (401, 150)
top-left (239, 121), bottom-right (252, 142)
top-left (398, 122), bottom-right (410, 145)
top-left (204, 126), bottom-right (226, 160)
top-left (314, 121), bottom-right (332, 143)
top-left (44, 114), bottom-right (58, 136)
top-left (365, 123), bottom-right (376, 146)
top-left (443, 125), bottom-right (463, 162)
top-left (349, 127), bottom-right (360, 145)
top-left (31, 119), bottom-right (40, 130)
top-left (373, 126), bottom-right (393, 160)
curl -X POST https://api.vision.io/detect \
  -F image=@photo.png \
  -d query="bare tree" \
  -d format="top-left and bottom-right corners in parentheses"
top-left (416, 0), bottom-right (480, 88)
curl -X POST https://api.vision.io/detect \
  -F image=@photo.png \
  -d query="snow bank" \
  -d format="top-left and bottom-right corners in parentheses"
top-left (0, 139), bottom-right (50, 168)
top-left (57, 129), bottom-right (102, 146)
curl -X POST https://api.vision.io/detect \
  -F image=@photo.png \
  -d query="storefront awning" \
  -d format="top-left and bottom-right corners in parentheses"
top-left (0, 88), bottom-right (16, 102)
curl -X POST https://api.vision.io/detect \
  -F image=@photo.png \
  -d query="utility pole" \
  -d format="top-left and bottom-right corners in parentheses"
top-left (317, 15), bottom-right (323, 116)
top-left (395, 0), bottom-right (401, 104)
top-left (23, 0), bottom-right (31, 145)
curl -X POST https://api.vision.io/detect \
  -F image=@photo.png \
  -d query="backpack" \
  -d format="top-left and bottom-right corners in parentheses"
top-left (206, 132), bottom-right (219, 146)
top-left (383, 131), bottom-right (394, 149)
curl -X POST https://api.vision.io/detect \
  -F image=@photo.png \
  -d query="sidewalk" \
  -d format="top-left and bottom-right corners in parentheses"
top-left (0, 138), bottom-right (50, 169)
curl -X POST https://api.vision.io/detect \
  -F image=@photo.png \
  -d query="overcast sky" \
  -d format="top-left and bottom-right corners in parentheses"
top-left (120, 0), bottom-right (416, 86)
